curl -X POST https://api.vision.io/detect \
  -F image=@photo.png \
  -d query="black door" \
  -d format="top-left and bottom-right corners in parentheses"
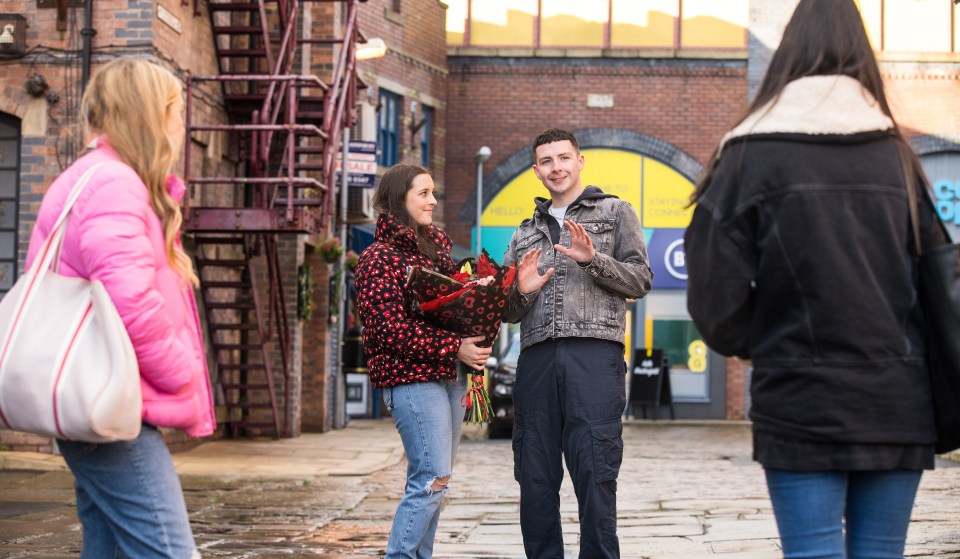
top-left (0, 113), bottom-right (21, 299)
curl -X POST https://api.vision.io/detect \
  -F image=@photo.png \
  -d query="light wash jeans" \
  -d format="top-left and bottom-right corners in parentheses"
top-left (383, 372), bottom-right (467, 559)
top-left (57, 424), bottom-right (200, 559)
top-left (764, 468), bottom-right (923, 559)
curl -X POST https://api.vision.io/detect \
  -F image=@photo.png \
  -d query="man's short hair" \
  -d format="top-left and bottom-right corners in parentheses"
top-left (533, 129), bottom-right (579, 162)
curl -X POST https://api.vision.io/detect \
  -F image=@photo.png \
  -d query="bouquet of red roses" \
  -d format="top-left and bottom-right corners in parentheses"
top-left (406, 250), bottom-right (516, 424)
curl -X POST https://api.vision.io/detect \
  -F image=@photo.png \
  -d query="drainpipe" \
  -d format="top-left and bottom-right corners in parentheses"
top-left (80, 0), bottom-right (96, 92)
top-left (333, 125), bottom-right (350, 429)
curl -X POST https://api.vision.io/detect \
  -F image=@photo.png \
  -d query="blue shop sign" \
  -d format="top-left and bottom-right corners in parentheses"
top-left (647, 228), bottom-right (687, 289)
top-left (933, 179), bottom-right (960, 226)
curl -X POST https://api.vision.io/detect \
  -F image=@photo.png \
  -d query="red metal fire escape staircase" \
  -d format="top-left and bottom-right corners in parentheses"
top-left (183, 0), bottom-right (362, 437)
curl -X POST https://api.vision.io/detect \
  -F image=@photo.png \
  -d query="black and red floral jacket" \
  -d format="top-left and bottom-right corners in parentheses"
top-left (355, 212), bottom-right (461, 388)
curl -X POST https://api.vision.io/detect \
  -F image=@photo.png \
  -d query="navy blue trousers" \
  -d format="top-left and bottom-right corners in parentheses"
top-left (512, 338), bottom-right (626, 559)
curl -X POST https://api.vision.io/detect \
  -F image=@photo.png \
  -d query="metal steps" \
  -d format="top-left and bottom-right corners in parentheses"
top-left (195, 235), bottom-right (283, 439)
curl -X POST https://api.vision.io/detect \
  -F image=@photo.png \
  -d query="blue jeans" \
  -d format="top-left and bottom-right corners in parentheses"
top-left (383, 372), bottom-right (467, 559)
top-left (765, 468), bottom-right (923, 559)
top-left (58, 424), bottom-right (199, 559)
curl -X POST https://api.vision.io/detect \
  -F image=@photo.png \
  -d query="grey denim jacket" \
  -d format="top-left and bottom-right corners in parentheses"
top-left (502, 188), bottom-right (653, 349)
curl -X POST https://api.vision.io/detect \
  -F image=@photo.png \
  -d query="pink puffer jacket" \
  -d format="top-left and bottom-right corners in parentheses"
top-left (26, 141), bottom-right (215, 438)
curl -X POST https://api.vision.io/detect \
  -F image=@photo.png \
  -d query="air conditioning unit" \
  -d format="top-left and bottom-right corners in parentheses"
top-left (348, 187), bottom-right (376, 222)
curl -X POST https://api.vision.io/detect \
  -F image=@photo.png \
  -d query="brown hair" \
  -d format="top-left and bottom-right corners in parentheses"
top-left (532, 128), bottom-right (579, 162)
top-left (373, 163), bottom-right (439, 260)
top-left (81, 57), bottom-right (198, 286)
top-left (691, 0), bottom-right (923, 203)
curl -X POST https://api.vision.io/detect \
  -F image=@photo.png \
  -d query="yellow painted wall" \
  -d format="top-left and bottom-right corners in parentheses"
top-left (449, 0), bottom-right (958, 53)
top-left (446, 0), bottom-right (467, 45)
top-left (469, 1), bottom-right (537, 47)
top-left (641, 159), bottom-right (695, 228)
top-left (448, 0), bottom-right (749, 50)
top-left (680, 0), bottom-right (747, 49)
top-left (540, 0), bottom-right (608, 47)
top-left (611, 0), bottom-right (678, 48)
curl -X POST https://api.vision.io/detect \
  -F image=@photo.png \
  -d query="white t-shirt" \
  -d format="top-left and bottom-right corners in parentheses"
top-left (548, 205), bottom-right (568, 228)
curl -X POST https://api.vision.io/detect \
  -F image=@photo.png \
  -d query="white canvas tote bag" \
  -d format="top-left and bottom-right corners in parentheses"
top-left (0, 164), bottom-right (142, 442)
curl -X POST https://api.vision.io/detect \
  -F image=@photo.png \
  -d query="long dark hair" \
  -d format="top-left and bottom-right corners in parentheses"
top-left (373, 163), bottom-right (439, 260)
top-left (691, 0), bottom-right (923, 203)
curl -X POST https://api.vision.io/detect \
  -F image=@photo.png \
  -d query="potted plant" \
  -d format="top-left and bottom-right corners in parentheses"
top-left (318, 238), bottom-right (344, 264)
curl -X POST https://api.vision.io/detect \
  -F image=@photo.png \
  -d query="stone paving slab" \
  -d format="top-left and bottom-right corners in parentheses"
top-left (1, 419), bottom-right (959, 558)
top-left (171, 420), bottom-right (405, 478)
top-left (0, 452), bottom-right (68, 472)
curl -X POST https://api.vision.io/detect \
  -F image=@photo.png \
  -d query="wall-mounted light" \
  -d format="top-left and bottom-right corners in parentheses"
top-left (0, 14), bottom-right (27, 57)
top-left (356, 37), bottom-right (387, 60)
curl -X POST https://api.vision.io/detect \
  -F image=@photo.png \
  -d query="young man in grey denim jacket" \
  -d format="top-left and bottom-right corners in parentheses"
top-left (502, 129), bottom-right (653, 559)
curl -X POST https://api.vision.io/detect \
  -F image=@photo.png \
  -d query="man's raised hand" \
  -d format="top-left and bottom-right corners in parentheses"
top-left (517, 248), bottom-right (554, 295)
top-left (555, 220), bottom-right (596, 264)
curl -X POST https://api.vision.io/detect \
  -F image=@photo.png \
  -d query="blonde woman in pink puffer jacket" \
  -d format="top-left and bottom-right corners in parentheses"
top-left (26, 57), bottom-right (213, 559)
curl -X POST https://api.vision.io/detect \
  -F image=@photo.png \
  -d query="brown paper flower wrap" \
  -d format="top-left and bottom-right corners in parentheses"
top-left (406, 250), bottom-right (516, 424)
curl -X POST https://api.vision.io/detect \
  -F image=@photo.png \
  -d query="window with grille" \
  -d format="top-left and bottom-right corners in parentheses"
top-left (0, 113), bottom-right (20, 300)
top-left (377, 89), bottom-right (400, 167)
top-left (420, 106), bottom-right (433, 168)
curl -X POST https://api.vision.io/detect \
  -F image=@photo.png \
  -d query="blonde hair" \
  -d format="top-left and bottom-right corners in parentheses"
top-left (81, 57), bottom-right (198, 287)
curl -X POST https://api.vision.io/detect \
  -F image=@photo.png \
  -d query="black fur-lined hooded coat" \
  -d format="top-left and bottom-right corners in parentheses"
top-left (685, 75), bottom-right (946, 461)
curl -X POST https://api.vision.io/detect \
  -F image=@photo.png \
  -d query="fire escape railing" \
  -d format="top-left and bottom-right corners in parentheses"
top-left (317, 0), bottom-right (359, 223)
top-left (183, 0), bottom-right (361, 438)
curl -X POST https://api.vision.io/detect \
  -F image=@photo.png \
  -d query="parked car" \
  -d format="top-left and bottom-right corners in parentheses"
top-left (487, 332), bottom-right (520, 438)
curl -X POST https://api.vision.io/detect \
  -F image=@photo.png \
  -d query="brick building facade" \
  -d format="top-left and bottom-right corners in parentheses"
top-left (440, 0), bottom-right (960, 419)
top-left (1, 0), bottom-right (958, 452)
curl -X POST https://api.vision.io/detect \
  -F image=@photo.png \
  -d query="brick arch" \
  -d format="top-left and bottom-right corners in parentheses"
top-left (0, 99), bottom-right (24, 121)
top-left (0, 111), bottom-right (21, 127)
top-left (459, 128), bottom-right (704, 222)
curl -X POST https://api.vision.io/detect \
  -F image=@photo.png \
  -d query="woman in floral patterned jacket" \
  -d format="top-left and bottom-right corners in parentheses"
top-left (354, 163), bottom-right (491, 558)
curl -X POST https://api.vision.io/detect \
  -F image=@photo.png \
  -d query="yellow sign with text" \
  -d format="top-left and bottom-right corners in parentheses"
top-left (642, 160), bottom-right (695, 228)
top-left (688, 340), bottom-right (708, 373)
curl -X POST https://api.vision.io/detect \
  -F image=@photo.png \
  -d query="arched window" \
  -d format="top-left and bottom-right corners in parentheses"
top-left (0, 113), bottom-right (20, 299)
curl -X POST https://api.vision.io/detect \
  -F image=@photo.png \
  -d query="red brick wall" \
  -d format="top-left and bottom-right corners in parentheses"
top-left (884, 72), bottom-right (960, 140)
top-left (0, 0), bottom-right (228, 452)
top-left (725, 358), bottom-right (748, 420)
top-left (301, 249), bottom-right (334, 432)
top-left (356, 0), bottom-right (449, 218)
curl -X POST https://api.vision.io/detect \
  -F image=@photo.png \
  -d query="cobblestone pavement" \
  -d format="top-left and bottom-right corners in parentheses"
top-left (1, 420), bottom-right (959, 558)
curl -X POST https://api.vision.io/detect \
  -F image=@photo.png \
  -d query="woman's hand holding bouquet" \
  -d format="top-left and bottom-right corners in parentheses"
top-left (458, 335), bottom-right (492, 371)
top-left (406, 250), bottom-right (516, 423)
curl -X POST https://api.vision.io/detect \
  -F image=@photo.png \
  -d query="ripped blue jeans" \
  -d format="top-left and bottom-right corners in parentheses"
top-left (383, 371), bottom-right (467, 559)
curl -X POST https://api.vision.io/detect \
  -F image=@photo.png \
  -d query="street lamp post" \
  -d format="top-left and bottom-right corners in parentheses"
top-left (475, 146), bottom-right (491, 261)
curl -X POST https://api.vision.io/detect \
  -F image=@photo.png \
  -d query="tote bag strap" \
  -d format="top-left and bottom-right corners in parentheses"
top-left (45, 163), bottom-right (106, 274)
top-left (0, 163), bottom-right (105, 363)
top-left (33, 163), bottom-right (105, 277)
